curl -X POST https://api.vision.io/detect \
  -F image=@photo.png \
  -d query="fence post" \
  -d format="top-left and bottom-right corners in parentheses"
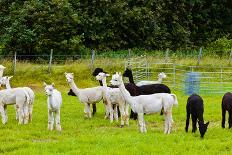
top-left (91, 49), bottom-right (95, 72)
top-left (165, 48), bottom-right (169, 63)
top-left (229, 50), bottom-right (232, 65)
top-left (173, 63), bottom-right (176, 89)
top-left (13, 52), bottom-right (17, 75)
top-left (48, 49), bottom-right (53, 73)
top-left (197, 47), bottom-right (202, 66)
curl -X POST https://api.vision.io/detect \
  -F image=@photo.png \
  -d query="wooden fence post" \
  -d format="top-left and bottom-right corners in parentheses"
top-left (91, 49), bottom-right (95, 72)
top-left (197, 47), bottom-right (202, 66)
top-left (229, 50), bottom-right (232, 65)
top-left (165, 48), bottom-right (169, 63)
top-left (48, 49), bottom-right (53, 73)
top-left (13, 52), bottom-right (17, 75)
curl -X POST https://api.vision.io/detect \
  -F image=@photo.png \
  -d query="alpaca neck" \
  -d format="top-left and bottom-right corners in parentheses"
top-left (101, 78), bottom-right (108, 87)
top-left (128, 73), bottom-right (135, 84)
top-left (99, 80), bottom-right (103, 86)
top-left (118, 82), bottom-right (134, 106)
top-left (5, 80), bottom-right (11, 89)
top-left (69, 81), bottom-right (80, 96)
top-left (48, 94), bottom-right (55, 109)
top-left (157, 77), bottom-right (163, 83)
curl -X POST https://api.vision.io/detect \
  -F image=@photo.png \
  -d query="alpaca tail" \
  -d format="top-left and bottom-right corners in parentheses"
top-left (24, 89), bottom-right (30, 105)
top-left (170, 94), bottom-right (178, 106)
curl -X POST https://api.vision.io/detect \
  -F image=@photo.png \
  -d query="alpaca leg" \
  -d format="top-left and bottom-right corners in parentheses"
top-left (84, 103), bottom-right (89, 118)
top-left (229, 111), bottom-right (232, 129)
top-left (164, 113), bottom-right (169, 134)
top-left (125, 103), bottom-right (130, 125)
top-left (14, 105), bottom-right (19, 120)
top-left (119, 105), bottom-right (125, 127)
top-left (17, 104), bottom-right (24, 125)
top-left (222, 105), bottom-right (226, 128)
top-left (191, 115), bottom-right (197, 133)
top-left (138, 113), bottom-right (145, 133)
top-left (48, 110), bottom-right (54, 131)
top-left (113, 105), bottom-right (118, 122)
top-left (92, 103), bottom-right (96, 116)
top-left (55, 110), bottom-right (61, 131)
top-left (3, 105), bottom-right (8, 123)
top-left (167, 112), bottom-right (173, 134)
top-left (0, 105), bottom-right (7, 124)
top-left (28, 104), bottom-right (33, 122)
top-left (23, 105), bottom-right (29, 124)
top-left (87, 103), bottom-right (92, 118)
top-left (185, 106), bottom-right (191, 132)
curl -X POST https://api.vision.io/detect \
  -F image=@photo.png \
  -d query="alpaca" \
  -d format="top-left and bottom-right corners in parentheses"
top-left (65, 72), bottom-right (106, 119)
top-left (185, 94), bottom-right (209, 138)
top-left (110, 72), bottom-right (178, 133)
top-left (96, 72), bottom-right (129, 126)
top-left (123, 68), bottom-right (171, 119)
top-left (44, 82), bottom-right (62, 131)
top-left (0, 76), bottom-right (35, 121)
top-left (0, 88), bottom-right (30, 124)
top-left (221, 92), bottom-right (232, 129)
top-left (68, 89), bottom-right (97, 116)
top-left (136, 72), bottom-right (167, 86)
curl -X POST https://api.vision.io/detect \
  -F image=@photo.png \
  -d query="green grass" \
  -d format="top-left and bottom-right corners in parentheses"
top-left (0, 91), bottom-right (231, 154)
top-left (0, 57), bottom-right (232, 154)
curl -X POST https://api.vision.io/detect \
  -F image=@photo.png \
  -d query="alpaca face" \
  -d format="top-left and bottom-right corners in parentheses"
top-left (95, 72), bottom-right (110, 81)
top-left (65, 73), bottom-right (74, 83)
top-left (199, 122), bottom-right (209, 138)
top-left (44, 83), bottom-right (55, 96)
top-left (122, 68), bottom-right (132, 77)
top-left (110, 73), bottom-right (123, 86)
top-left (158, 72), bottom-right (167, 79)
top-left (0, 76), bottom-right (12, 85)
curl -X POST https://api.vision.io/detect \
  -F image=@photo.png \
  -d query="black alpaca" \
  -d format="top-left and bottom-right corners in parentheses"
top-left (221, 92), bottom-right (232, 128)
top-left (123, 68), bottom-right (171, 119)
top-left (185, 94), bottom-right (209, 138)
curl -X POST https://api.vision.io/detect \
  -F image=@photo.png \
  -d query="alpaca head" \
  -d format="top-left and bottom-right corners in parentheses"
top-left (0, 76), bottom-right (13, 85)
top-left (110, 72), bottom-right (123, 86)
top-left (92, 68), bottom-right (104, 76)
top-left (122, 68), bottom-right (132, 78)
top-left (96, 72), bottom-right (110, 81)
top-left (44, 82), bottom-right (55, 96)
top-left (65, 72), bottom-right (74, 83)
top-left (158, 72), bottom-right (167, 79)
top-left (199, 121), bottom-right (209, 138)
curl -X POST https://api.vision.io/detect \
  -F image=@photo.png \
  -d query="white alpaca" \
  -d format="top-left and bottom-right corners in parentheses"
top-left (136, 72), bottom-right (167, 86)
top-left (110, 72), bottom-right (178, 134)
top-left (44, 82), bottom-right (62, 131)
top-left (0, 76), bottom-right (35, 121)
top-left (0, 87), bottom-right (30, 124)
top-left (96, 72), bottom-right (129, 126)
top-left (65, 73), bottom-right (107, 119)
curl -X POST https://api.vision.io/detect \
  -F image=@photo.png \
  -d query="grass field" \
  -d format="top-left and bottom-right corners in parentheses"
top-left (0, 90), bottom-right (231, 154)
top-left (0, 57), bottom-right (232, 154)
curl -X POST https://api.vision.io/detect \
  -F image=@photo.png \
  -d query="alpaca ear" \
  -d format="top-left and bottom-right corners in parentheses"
top-left (205, 122), bottom-right (209, 126)
top-left (118, 72), bottom-right (122, 76)
top-left (106, 74), bottom-right (110, 77)
top-left (51, 83), bottom-right (55, 87)
top-left (43, 82), bottom-right (47, 86)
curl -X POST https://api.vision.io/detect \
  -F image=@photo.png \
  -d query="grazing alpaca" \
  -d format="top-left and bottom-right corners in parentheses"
top-left (110, 72), bottom-right (178, 133)
top-left (136, 72), bottom-right (167, 86)
top-left (65, 72), bottom-right (105, 119)
top-left (96, 72), bottom-right (129, 126)
top-left (0, 88), bottom-right (30, 124)
top-left (221, 92), bottom-right (232, 128)
top-left (0, 76), bottom-right (35, 121)
top-left (185, 94), bottom-right (209, 138)
top-left (44, 82), bottom-right (62, 131)
top-left (123, 68), bottom-right (171, 119)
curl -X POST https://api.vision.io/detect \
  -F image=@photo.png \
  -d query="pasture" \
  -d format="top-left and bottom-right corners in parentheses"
top-left (0, 57), bottom-right (232, 154)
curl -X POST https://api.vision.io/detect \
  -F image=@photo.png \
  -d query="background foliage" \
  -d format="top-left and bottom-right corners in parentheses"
top-left (0, 0), bottom-right (231, 55)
